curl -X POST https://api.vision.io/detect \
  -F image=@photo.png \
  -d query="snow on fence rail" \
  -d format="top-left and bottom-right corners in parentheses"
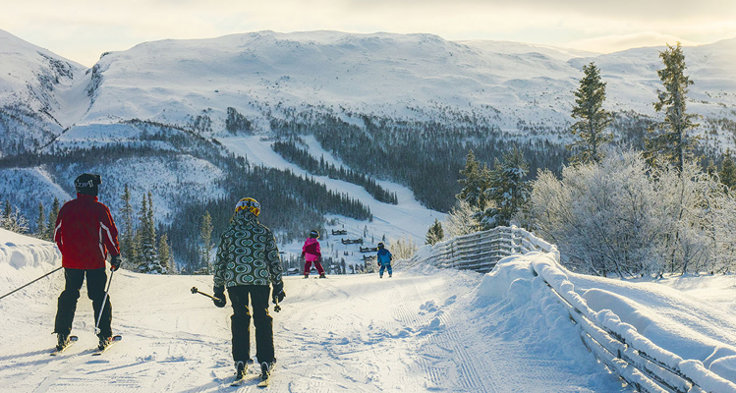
top-left (409, 226), bottom-right (736, 393)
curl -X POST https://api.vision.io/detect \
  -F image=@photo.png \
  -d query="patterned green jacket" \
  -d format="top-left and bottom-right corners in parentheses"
top-left (213, 210), bottom-right (283, 288)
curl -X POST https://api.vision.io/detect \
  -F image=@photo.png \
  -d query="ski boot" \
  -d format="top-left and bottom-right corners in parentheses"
top-left (235, 360), bottom-right (247, 379)
top-left (319, 273), bottom-right (327, 279)
top-left (303, 274), bottom-right (309, 279)
top-left (260, 361), bottom-right (273, 380)
top-left (56, 333), bottom-right (70, 351)
top-left (97, 335), bottom-right (112, 351)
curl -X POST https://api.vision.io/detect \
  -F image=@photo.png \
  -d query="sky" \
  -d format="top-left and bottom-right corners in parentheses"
top-left (2, 0), bottom-right (735, 67)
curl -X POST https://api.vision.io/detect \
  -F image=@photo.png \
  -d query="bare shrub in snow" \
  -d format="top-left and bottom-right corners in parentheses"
top-left (389, 237), bottom-right (417, 260)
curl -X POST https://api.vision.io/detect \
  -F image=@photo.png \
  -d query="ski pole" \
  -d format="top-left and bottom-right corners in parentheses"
top-left (95, 270), bottom-right (114, 335)
top-left (190, 286), bottom-right (219, 301)
top-left (0, 266), bottom-right (63, 301)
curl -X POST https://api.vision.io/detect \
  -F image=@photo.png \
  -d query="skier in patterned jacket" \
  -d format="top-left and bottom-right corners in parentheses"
top-left (212, 197), bottom-right (285, 381)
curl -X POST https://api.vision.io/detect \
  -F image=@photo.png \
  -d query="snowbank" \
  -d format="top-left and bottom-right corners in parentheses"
top-left (476, 250), bottom-right (736, 391)
top-left (0, 229), bottom-right (61, 301)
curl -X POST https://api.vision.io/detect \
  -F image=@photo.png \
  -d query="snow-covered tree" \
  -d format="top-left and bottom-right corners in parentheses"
top-left (719, 152), bottom-right (736, 191)
top-left (35, 202), bottom-right (46, 239)
top-left (481, 147), bottom-right (530, 228)
top-left (46, 197), bottom-right (60, 240)
top-left (200, 211), bottom-right (213, 272)
top-left (2, 201), bottom-right (29, 234)
top-left (425, 218), bottom-right (444, 245)
top-left (158, 233), bottom-right (173, 274)
top-left (444, 200), bottom-right (481, 239)
top-left (137, 193), bottom-right (160, 273)
top-left (646, 42), bottom-right (698, 171)
top-left (569, 62), bottom-right (612, 164)
top-left (120, 184), bottom-right (136, 263)
top-left (457, 150), bottom-right (489, 211)
top-left (528, 150), bottom-right (736, 276)
top-left (528, 152), bottom-right (663, 276)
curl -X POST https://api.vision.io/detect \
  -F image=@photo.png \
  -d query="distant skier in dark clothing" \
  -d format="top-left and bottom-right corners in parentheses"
top-left (213, 197), bottom-right (285, 382)
top-left (53, 173), bottom-right (122, 351)
top-left (376, 242), bottom-right (393, 278)
top-left (302, 230), bottom-right (326, 278)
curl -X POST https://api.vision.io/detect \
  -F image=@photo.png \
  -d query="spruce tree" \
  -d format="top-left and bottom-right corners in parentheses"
top-left (569, 62), bottom-right (612, 164)
top-left (457, 150), bottom-right (489, 210)
top-left (35, 202), bottom-right (46, 239)
top-left (719, 152), bottom-right (736, 191)
top-left (158, 233), bottom-right (173, 274)
top-left (120, 185), bottom-right (135, 261)
top-left (46, 197), bottom-right (60, 239)
top-left (482, 147), bottom-right (530, 228)
top-left (137, 193), bottom-right (159, 272)
top-left (425, 219), bottom-right (444, 245)
top-left (3, 200), bottom-right (11, 224)
top-left (646, 42), bottom-right (698, 171)
top-left (200, 211), bottom-right (213, 272)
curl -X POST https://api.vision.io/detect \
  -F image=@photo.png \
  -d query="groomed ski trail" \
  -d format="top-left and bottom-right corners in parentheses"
top-left (0, 267), bottom-right (627, 392)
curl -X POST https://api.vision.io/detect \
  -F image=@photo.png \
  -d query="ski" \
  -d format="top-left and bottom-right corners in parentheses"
top-left (257, 362), bottom-right (273, 388)
top-left (257, 375), bottom-right (271, 388)
top-left (92, 334), bottom-right (122, 356)
top-left (50, 335), bottom-right (78, 356)
top-left (229, 360), bottom-right (252, 386)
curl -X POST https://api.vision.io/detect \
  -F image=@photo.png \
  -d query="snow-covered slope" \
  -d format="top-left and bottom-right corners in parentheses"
top-left (0, 230), bottom-right (627, 392)
top-left (0, 30), bottom-right (89, 155)
top-left (4, 229), bottom-right (736, 391)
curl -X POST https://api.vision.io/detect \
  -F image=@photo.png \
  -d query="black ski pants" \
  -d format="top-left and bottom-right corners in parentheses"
top-left (54, 268), bottom-right (112, 338)
top-left (228, 285), bottom-right (274, 364)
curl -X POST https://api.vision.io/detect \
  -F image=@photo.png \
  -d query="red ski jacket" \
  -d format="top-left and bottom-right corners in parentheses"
top-left (54, 194), bottom-right (120, 270)
top-left (301, 237), bottom-right (321, 262)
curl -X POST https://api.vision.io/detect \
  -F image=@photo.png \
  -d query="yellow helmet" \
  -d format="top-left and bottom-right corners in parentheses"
top-left (235, 197), bottom-right (261, 216)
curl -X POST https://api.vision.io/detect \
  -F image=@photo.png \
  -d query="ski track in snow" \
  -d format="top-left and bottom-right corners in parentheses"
top-left (0, 266), bottom-right (625, 392)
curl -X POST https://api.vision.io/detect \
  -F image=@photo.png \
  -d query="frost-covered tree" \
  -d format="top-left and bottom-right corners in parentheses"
top-left (46, 197), bottom-right (60, 240)
top-left (158, 233), bottom-right (173, 274)
top-left (137, 193), bottom-right (160, 273)
top-left (1, 201), bottom-right (29, 234)
top-left (527, 150), bottom-right (736, 276)
top-left (646, 42), bottom-right (698, 171)
top-left (481, 147), bottom-right (531, 228)
top-left (457, 150), bottom-right (489, 211)
top-left (35, 202), bottom-right (46, 239)
top-left (425, 218), bottom-right (444, 245)
top-left (719, 152), bottom-right (736, 191)
top-left (569, 62), bottom-right (612, 164)
top-left (120, 184), bottom-right (136, 262)
top-left (200, 211), bottom-right (213, 272)
top-left (444, 200), bottom-right (481, 239)
top-left (528, 152), bottom-right (664, 276)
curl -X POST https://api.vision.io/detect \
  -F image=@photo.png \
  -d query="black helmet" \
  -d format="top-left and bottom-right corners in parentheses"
top-left (309, 230), bottom-right (320, 239)
top-left (377, 242), bottom-right (384, 249)
top-left (74, 173), bottom-right (101, 196)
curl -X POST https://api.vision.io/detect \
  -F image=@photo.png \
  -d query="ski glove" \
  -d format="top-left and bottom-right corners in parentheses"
top-left (272, 282), bottom-right (286, 303)
top-left (213, 286), bottom-right (227, 308)
top-left (110, 255), bottom-right (122, 271)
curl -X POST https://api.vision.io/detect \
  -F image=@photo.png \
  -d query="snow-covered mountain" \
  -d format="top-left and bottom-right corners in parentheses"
top-left (2, 29), bottom-right (735, 268)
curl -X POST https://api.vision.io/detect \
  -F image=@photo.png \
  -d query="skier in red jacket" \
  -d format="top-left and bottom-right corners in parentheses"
top-left (53, 173), bottom-right (122, 351)
top-left (301, 230), bottom-right (326, 278)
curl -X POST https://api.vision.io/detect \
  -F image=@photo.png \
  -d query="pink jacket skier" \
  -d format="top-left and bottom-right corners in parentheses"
top-left (302, 230), bottom-right (326, 278)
